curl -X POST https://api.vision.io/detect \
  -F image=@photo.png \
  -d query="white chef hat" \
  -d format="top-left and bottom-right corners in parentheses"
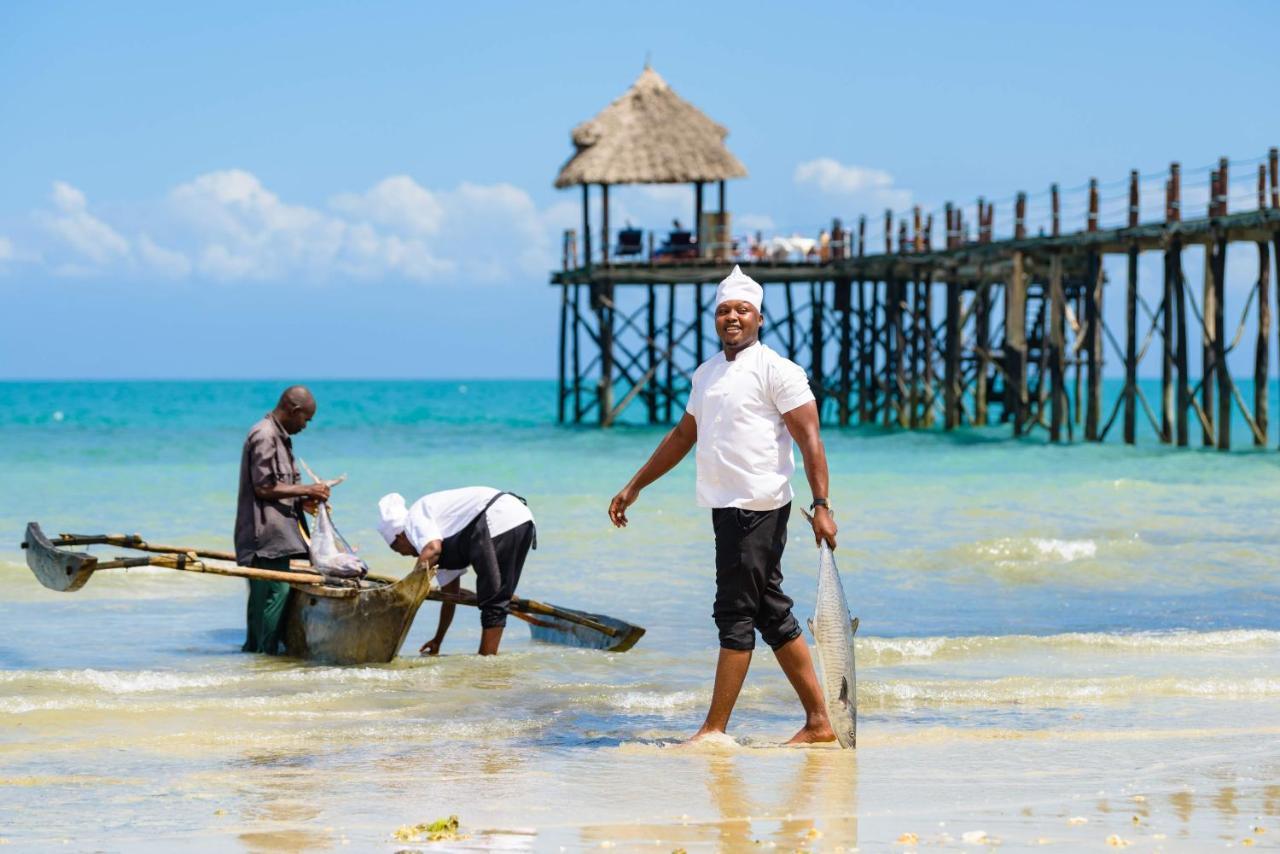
top-left (376, 492), bottom-right (408, 545)
top-left (714, 265), bottom-right (763, 312)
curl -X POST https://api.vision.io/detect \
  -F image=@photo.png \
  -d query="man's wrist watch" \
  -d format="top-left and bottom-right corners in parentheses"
top-left (809, 498), bottom-right (830, 512)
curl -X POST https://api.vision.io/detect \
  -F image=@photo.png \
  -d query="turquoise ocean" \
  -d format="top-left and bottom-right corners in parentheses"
top-left (1, 380), bottom-right (1279, 851)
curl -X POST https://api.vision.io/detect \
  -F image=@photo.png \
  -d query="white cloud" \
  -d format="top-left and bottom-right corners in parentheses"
top-left (136, 234), bottom-right (191, 278)
top-left (39, 181), bottom-right (131, 266)
top-left (13, 171), bottom-right (583, 284)
top-left (0, 236), bottom-right (12, 263)
top-left (331, 175), bottom-right (445, 236)
top-left (794, 158), bottom-right (912, 210)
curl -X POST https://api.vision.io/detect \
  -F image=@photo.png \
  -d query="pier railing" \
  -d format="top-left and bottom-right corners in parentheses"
top-left (551, 148), bottom-right (1280, 451)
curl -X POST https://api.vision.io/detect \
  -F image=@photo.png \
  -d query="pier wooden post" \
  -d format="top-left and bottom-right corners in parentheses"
top-left (601, 185), bottom-right (610, 265)
top-left (581, 186), bottom-right (592, 272)
top-left (558, 283), bottom-right (568, 423)
top-left (1201, 171), bottom-right (1219, 447)
top-left (1049, 253), bottom-right (1066, 441)
top-left (1084, 252), bottom-right (1103, 440)
top-left (974, 278), bottom-right (990, 426)
top-left (1169, 164), bottom-right (1189, 446)
top-left (1256, 164), bottom-right (1272, 445)
top-left (665, 283), bottom-right (675, 422)
top-left (646, 283), bottom-right (657, 423)
top-left (1124, 170), bottom-right (1139, 444)
top-left (694, 182), bottom-right (704, 250)
top-left (695, 283), bottom-right (705, 365)
top-left (596, 285), bottom-right (614, 426)
top-left (1006, 251), bottom-right (1029, 435)
top-left (785, 283), bottom-right (797, 361)
top-left (572, 284), bottom-right (583, 422)
top-left (888, 272), bottom-right (906, 427)
top-left (1213, 243), bottom-right (1230, 450)
top-left (944, 277), bottom-right (960, 429)
top-left (838, 278), bottom-right (853, 426)
top-left (812, 281), bottom-right (826, 416)
top-left (923, 269), bottom-right (936, 428)
top-left (908, 276), bottom-right (921, 427)
top-left (856, 217), bottom-right (870, 423)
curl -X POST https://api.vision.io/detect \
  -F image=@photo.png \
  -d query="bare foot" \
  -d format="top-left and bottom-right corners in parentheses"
top-left (784, 722), bottom-right (837, 746)
top-left (685, 727), bottom-right (738, 747)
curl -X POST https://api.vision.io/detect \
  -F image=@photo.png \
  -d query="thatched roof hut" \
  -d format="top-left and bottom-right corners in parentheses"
top-left (554, 67), bottom-right (747, 188)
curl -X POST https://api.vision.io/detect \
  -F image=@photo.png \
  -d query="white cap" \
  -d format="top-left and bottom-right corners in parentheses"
top-left (714, 265), bottom-right (763, 311)
top-left (376, 492), bottom-right (408, 545)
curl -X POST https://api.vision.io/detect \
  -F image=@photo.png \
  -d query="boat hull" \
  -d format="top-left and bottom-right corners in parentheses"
top-left (281, 567), bottom-right (434, 665)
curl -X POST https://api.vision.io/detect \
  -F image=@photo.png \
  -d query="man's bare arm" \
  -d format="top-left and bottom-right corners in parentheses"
top-left (608, 412), bottom-right (697, 528)
top-left (782, 402), bottom-right (837, 549)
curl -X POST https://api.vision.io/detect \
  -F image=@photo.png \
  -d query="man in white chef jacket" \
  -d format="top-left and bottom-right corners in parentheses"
top-left (378, 487), bottom-right (536, 656)
top-left (608, 265), bottom-right (839, 744)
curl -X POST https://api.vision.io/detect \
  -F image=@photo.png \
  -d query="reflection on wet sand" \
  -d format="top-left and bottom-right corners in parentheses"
top-left (577, 747), bottom-right (858, 850)
top-left (234, 748), bottom-right (334, 853)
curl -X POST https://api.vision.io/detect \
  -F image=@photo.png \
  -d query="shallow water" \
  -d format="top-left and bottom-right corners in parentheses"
top-left (1, 380), bottom-right (1279, 851)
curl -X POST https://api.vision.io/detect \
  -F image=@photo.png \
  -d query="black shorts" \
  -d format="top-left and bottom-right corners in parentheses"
top-left (440, 520), bottom-right (536, 630)
top-left (711, 502), bottom-right (801, 652)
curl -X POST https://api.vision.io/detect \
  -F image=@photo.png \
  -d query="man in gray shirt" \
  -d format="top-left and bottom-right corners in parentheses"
top-left (234, 386), bottom-right (329, 654)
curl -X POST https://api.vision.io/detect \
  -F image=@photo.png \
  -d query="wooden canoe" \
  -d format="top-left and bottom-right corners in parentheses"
top-left (21, 522), bottom-right (645, 662)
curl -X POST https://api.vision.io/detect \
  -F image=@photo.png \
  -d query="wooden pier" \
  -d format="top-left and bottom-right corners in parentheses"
top-left (551, 70), bottom-right (1280, 449)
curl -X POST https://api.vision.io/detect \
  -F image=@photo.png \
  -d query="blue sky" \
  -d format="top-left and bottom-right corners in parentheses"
top-left (1, 0), bottom-right (1276, 379)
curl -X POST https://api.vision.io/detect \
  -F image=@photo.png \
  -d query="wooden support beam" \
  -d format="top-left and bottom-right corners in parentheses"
top-left (694, 182), bottom-right (704, 250)
top-left (1085, 252), bottom-right (1103, 440)
top-left (856, 279), bottom-right (870, 423)
top-left (1052, 183), bottom-right (1061, 237)
top-left (572, 284), bottom-right (583, 422)
top-left (596, 285), bottom-right (614, 427)
top-left (601, 184), bottom-right (610, 265)
top-left (974, 278), bottom-right (990, 425)
top-left (665, 283), bottom-right (675, 422)
top-left (646, 283), bottom-right (657, 423)
top-left (888, 274), bottom-right (905, 427)
top-left (923, 273), bottom-right (936, 428)
top-left (1125, 174), bottom-right (1140, 443)
top-left (695, 283), bottom-right (705, 365)
top-left (866, 280), bottom-right (881, 423)
top-left (1049, 253), bottom-right (1066, 441)
top-left (1256, 231), bottom-right (1271, 445)
top-left (1212, 230), bottom-right (1230, 450)
top-left (812, 281), bottom-right (826, 415)
top-left (838, 279), bottom-right (852, 426)
top-left (1171, 240), bottom-right (1190, 446)
top-left (1006, 252), bottom-right (1029, 435)
top-left (908, 279), bottom-right (921, 427)
top-left (945, 278), bottom-right (961, 429)
top-left (785, 283), bottom-right (797, 361)
top-left (1201, 237), bottom-right (1216, 446)
top-left (558, 283), bottom-right (568, 423)
top-left (581, 185), bottom-right (593, 272)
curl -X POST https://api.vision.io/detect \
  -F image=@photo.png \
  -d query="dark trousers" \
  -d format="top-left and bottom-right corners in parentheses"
top-left (711, 502), bottom-right (801, 652)
top-left (440, 521), bottom-right (536, 629)
top-left (242, 554), bottom-right (302, 654)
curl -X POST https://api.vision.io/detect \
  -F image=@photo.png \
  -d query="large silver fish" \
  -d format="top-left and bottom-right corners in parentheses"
top-left (308, 501), bottom-right (368, 579)
top-left (297, 460), bottom-right (367, 580)
top-left (806, 541), bottom-right (858, 749)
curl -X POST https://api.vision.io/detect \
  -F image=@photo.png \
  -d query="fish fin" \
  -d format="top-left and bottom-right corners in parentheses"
top-left (850, 616), bottom-right (860, 635)
top-left (806, 617), bottom-right (815, 636)
top-left (838, 676), bottom-right (851, 706)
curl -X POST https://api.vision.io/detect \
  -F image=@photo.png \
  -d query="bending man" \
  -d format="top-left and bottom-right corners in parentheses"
top-left (608, 265), bottom-right (838, 744)
top-left (378, 487), bottom-right (536, 656)
top-left (234, 385), bottom-right (330, 654)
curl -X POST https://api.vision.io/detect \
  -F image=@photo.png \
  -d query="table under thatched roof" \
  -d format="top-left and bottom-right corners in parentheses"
top-left (554, 67), bottom-right (748, 188)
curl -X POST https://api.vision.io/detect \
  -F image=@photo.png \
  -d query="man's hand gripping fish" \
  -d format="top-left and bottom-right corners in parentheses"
top-left (803, 512), bottom-right (859, 748)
